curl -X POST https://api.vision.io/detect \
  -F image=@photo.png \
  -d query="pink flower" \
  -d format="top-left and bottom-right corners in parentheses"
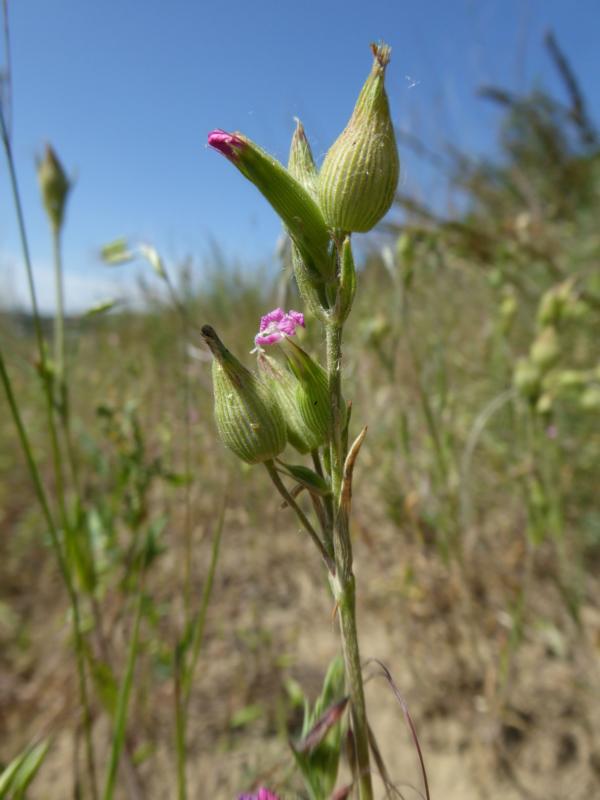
top-left (237, 789), bottom-right (280, 800)
top-left (254, 307), bottom-right (305, 348)
top-left (207, 129), bottom-right (245, 160)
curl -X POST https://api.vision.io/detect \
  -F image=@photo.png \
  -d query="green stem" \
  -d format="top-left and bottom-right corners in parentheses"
top-left (182, 503), bottom-right (225, 706)
top-left (102, 574), bottom-right (145, 800)
top-left (312, 448), bottom-right (333, 529)
top-left (325, 318), bottom-right (373, 800)
top-left (174, 666), bottom-right (187, 800)
top-left (0, 349), bottom-right (98, 800)
top-left (0, 107), bottom-right (69, 529)
top-left (264, 460), bottom-right (334, 571)
top-left (173, 501), bottom-right (224, 800)
top-left (52, 226), bottom-right (65, 388)
top-left (0, 108), bottom-right (98, 800)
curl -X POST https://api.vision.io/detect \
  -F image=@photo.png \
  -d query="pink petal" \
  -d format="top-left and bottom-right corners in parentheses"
top-left (207, 129), bottom-right (245, 160)
top-left (255, 330), bottom-right (285, 345)
top-left (254, 308), bottom-right (305, 349)
top-left (288, 310), bottom-right (305, 328)
top-left (257, 790), bottom-right (280, 800)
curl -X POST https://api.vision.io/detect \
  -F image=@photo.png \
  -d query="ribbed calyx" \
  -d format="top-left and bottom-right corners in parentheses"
top-left (201, 325), bottom-right (286, 464)
top-left (258, 351), bottom-right (326, 454)
top-left (37, 144), bottom-right (71, 233)
top-left (288, 119), bottom-right (319, 200)
top-left (287, 119), bottom-right (330, 316)
top-left (319, 42), bottom-right (399, 233)
top-left (284, 340), bottom-right (338, 446)
top-left (208, 130), bottom-right (335, 281)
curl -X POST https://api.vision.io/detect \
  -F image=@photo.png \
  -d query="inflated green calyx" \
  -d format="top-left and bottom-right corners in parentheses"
top-left (202, 325), bottom-right (286, 464)
top-left (319, 42), bottom-right (399, 234)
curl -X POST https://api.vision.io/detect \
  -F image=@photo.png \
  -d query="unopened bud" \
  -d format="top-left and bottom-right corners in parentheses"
top-left (36, 144), bottom-right (71, 233)
top-left (319, 43), bottom-right (399, 233)
top-left (580, 386), bottom-right (600, 411)
top-left (201, 325), bottom-right (286, 464)
top-left (291, 245), bottom-right (328, 319)
top-left (530, 326), bottom-right (560, 371)
top-left (208, 130), bottom-right (335, 281)
top-left (513, 358), bottom-right (542, 402)
top-left (288, 118), bottom-right (319, 200)
top-left (287, 120), bottom-right (330, 315)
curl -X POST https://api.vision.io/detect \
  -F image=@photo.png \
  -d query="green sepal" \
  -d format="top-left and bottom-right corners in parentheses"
top-left (284, 340), bottom-right (337, 445)
top-left (319, 42), bottom-right (399, 233)
top-left (257, 352), bottom-right (326, 454)
top-left (217, 132), bottom-right (335, 281)
top-left (291, 244), bottom-right (329, 320)
top-left (202, 326), bottom-right (287, 464)
top-left (288, 118), bottom-right (319, 200)
top-left (334, 236), bottom-right (357, 322)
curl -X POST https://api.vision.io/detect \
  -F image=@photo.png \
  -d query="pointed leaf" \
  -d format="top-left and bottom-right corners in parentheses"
top-left (277, 462), bottom-right (331, 496)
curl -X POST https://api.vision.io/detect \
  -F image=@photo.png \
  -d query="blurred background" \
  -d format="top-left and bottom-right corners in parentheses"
top-left (0, 1), bottom-right (599, 798)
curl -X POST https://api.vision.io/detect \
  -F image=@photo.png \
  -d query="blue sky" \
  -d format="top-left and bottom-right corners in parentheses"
top-left (1, 0), bottom-right (599, 311)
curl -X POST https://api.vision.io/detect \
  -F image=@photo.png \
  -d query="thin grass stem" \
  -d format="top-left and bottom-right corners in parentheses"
top-left (0, 348), bottom-right (98, 800)
top-left (264, 460), bottom-right (334, 571)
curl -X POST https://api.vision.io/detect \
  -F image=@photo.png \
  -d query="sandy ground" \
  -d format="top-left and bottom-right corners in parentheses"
top-left (2, 480), bottom-right (600, 799)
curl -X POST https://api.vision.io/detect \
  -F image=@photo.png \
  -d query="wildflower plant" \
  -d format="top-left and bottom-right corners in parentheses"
top-left (205, 43), bottom-right (399, 800)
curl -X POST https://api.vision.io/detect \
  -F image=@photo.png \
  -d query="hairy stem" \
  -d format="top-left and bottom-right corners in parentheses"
top-left (326, 314), bottom-right (373, 800)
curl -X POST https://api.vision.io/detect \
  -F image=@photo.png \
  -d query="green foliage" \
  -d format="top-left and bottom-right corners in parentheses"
top-left (290, 657), bottom-right (346, 800)
top-left (0, 740), bottom-right (50, 799)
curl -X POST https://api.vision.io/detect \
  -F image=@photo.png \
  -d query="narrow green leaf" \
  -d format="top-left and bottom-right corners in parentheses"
top-left (277, 462), bottom-right (331, 496)
top-left (138, 243), bottom-right (166, 279)
top-left (100, 238), bottom-right (134, 265)
top-left (0, 740), bottom-right (50, 799)
top-left (83, 299), bottom-right (120, 317)
top-left (230, 703), bottom-right (264, 729)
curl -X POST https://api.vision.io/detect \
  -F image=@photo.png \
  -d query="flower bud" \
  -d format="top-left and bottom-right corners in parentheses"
top-left (513, 358), bottom-right (541, 402)
top-left (284, 339), bottom-right (340, 445)
top-left (287, 119), bottom-right (330, 316)
top-left (36, 144), bottom-right (71, 233)
top-left (201, 325), bottom-right (286, 464)
top-left (580, 386), bottom-right (600, 411)
top-left (319, 43), bottom-right (399, 233)
top-left (208, 130), bottom-right (335, 281)
top-left (288, 118), bottom-right (319, 200)
top-left (257, 352), bottom-right (325, 453)
top-left (530, 326), bottom-right (560, 371)
top-left (291, 245), bottom-right (329, 319)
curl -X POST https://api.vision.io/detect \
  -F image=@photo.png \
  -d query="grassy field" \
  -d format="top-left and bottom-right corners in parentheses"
top-left (1, 42), bottom-right (600, 800)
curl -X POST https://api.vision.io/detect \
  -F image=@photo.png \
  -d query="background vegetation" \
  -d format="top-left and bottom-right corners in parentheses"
top-left (1, 32), bottom-right (599, 799)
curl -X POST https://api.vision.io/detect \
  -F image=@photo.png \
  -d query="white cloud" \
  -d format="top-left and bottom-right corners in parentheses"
top-left (0, 256), bottom-right (152, 315)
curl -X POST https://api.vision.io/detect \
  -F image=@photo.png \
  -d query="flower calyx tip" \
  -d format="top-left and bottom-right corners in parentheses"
top-left (207, 129), bottom-right (245, 160)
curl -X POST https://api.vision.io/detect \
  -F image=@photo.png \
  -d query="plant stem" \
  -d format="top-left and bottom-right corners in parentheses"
top-left (172, 500), bottom-right (224, 800)
top-left (52, 226), bottom-right (66, 388)
top-left (312, 448), bottom-right (333, 529)
top-left (325, 318), bottom-right (373, 800)
top-left (102, 572), bottom-right (146, 800)
top-left (264, 460), bottom-right (334, 571)
top-left (0, 349), bottom-right (98, 800)
top-left (0, 107), bottom-right (98, 800)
